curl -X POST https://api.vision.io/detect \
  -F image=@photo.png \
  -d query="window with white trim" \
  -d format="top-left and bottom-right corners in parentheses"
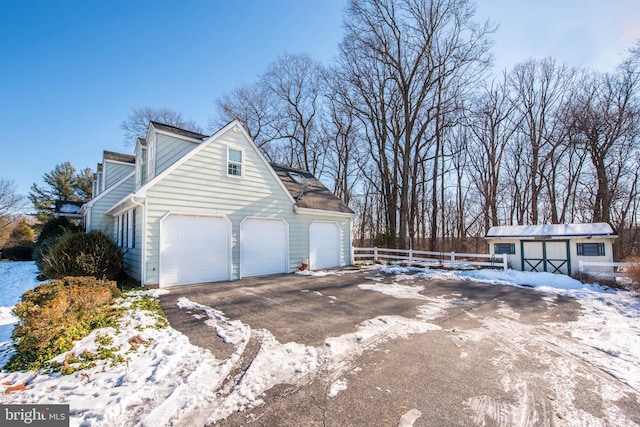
top-left (227, 147), bottom-right (243, 177)
top-left (116, 209), bottom-right (136, 249)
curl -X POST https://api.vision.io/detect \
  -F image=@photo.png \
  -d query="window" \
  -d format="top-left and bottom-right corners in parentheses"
top-left (577, 242), bottom-right (605, 256)
top-left (228, 147), bottom-right (243, 177)
top-left (117, 209), bottom-right (136, 249)
top-left (494, 243), bottom-right (516, 255)
top-left (127, 209), bottom-right (136, 249)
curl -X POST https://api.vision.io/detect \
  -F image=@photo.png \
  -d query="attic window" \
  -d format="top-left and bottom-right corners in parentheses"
top-left (227, 147), bottom-right (243, 177)
top-left (288, 172), bottom-right (306, 185)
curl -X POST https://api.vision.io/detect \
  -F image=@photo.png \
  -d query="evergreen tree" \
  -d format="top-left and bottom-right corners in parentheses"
top-left (29, 162), bottom-right (92, 224)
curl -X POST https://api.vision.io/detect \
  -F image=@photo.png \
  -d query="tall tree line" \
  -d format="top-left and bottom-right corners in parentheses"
top-left (211, 0), bottom-right (640, 259)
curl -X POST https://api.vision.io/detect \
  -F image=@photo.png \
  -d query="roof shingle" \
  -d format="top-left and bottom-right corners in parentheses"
top-left (270, 163), bottom-right (354, 215)
top-left (150, 121), bottom-right (209, 140)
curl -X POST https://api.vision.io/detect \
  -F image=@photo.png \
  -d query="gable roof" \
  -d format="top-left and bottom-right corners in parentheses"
top-left (150, 121), bottom-right (209, 140)
top-left (104, 150), bottom-right (135, 164)
top-left (106, 121), bottom-right (354, 217)
top-left (271, 163), bottom-right (354, 214)
top-left (486, 223), bottom-right (617, 238)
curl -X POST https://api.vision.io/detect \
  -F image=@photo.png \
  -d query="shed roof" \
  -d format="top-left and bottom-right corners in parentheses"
top-left (104, 151), bottom-right (135, 164)
top-left (486, 223), bottom-right (617, 238)
top-left (270, 163), bottom-right (354, 215)
top-left (150, 121), bottom-right (209, 140)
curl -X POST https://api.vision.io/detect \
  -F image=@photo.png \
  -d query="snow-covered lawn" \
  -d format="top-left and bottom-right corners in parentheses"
top-left (0, 261), bottom-right (638, 426)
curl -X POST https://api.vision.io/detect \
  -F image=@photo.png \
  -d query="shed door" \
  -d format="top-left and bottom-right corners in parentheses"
top-left (309, 221), bottom-right (341, 269)
top-left (160, 215), bottom-right (230, 287)
top-left (521, 240), bottom-right (569, 274)
top-left (240, 218), bottom-right (288, 277)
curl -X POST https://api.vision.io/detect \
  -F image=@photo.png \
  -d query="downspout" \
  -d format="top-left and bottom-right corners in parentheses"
top-left (130, 196), bottom-right (146, 286)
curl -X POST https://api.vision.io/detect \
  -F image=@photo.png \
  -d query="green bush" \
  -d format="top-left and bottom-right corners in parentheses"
top-left (33, 217), bottom-right (81, 271)
top-left (5, 276), bottom-right (121, 371)
top-left (1, 246), bottom-right (34, 261)
top-left (34, 234), bottom-right (65, 271)
top-left (35, 217), bottom-right (81, 247)
top-left (41, 230), bottom-right (122, 280)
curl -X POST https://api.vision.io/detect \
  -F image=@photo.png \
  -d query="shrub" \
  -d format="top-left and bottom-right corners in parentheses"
top-left (1, 246), bottom-right (34, 261)
top-left (41, 230), bottom-right (122, 280)
top-left (5, 276), bottom-right (121, 371)
top-left (35, 217), bottom-right (81, 247)
top-left (34, 234), bottom-right (66, 271)
top-left (624, 258), bottom-right (640, 294)
top-left (7, 220), bottom-right (35, 247)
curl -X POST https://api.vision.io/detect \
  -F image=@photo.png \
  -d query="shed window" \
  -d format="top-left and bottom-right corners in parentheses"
top-left (577, 242), bottom-right (605, 256)
top-left (494, 243), bottom-right (516, 255)
top-left (228, 147), bottom-right (243, 177)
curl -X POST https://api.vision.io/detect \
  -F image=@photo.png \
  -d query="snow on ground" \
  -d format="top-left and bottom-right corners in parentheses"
top-left (374, 264), bottom-right (640, 394)
top-left (0, 262), bottom-right (638, 425)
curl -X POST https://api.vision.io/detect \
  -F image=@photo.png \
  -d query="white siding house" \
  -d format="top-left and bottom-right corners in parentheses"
top-left (486, 223), bottom-right (617, 275)
top-left (84, 120), bottom-right (354, 287)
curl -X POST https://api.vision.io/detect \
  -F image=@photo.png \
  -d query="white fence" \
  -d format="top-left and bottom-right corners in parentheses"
top-left (353, 247), bottom-right (508, 270)
top-left (578, 260), bottom-right (636, 279)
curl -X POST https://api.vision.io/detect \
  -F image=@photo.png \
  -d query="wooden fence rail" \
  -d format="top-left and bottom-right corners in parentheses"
top-left (578, 260), bottom-right (637, 278)
top-left (353, 247), bottom-right (508, 270)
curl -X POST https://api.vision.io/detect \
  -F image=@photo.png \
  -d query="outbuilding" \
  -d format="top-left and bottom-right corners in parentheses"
top-left (485, 223), bottom-right (617, 275)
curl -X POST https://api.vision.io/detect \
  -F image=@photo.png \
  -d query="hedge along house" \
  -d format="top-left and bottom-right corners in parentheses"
top-left (485, 223), bottom-right (618, 275)
top-left (83, 120), bottom-right (354, 287)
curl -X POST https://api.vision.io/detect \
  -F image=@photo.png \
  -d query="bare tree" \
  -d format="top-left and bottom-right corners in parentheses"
top-left (259, 53), bottom-right (326, 175)
top-left (210, 83), bottom-right (278, 153)
top-left (0, 178), bottom-right (26, 235)
top-left (467, 73), bottom-right (518, 231)
top-left (121, 106), bottom-right (203, 148)
top-left (570, 61), bottom-right (640, 224)
top-left (508, 58), bottom-right (576, 224)
top-left (323, 70), bottom-right (362, 206)
top-left (338, 0), bottom-right (493, 248)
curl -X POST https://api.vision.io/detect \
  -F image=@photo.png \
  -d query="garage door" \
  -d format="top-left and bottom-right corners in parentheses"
top-left (160, 215), bottom-right (230, 286)
top-left (309, 221), bottom-right (340, 269)
top-left (240, 218), bottom-right (288, 277)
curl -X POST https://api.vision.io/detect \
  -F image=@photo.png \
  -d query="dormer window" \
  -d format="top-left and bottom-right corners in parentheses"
top-left (228, 147), bottom-right (243, 177)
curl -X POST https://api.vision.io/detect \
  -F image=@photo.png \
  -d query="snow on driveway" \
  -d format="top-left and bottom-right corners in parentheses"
top-left (0, 262), bottom-right (638, 426)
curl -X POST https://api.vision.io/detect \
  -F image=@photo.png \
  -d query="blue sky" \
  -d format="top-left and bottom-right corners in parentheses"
top-left (1, 0), bottom-right (639, 201)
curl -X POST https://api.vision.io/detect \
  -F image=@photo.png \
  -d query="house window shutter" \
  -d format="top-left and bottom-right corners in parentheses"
top-left (127, 210), bottom-right (135, 248)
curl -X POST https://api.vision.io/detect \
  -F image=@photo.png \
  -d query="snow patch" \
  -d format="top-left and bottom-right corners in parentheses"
top-left (398, 408), bottom-right (422, 427)
top-left (328, 378), bottom-right (348, 397)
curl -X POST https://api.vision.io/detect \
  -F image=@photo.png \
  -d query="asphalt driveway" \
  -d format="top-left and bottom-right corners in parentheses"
top-left (159, 268), bottom-right (640, 426)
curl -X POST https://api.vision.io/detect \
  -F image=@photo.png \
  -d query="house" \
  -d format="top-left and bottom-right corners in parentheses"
top-left (81, 120), bottom-right (354, 287)
top-left (485, 223), bottom-right (617, 275)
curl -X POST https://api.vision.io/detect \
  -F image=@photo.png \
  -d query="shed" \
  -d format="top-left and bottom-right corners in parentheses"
top-left (485, 223), bottom-right (617, 275)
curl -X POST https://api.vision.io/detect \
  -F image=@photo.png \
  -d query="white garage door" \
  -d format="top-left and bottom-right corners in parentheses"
top-left (160, 215), bottom-right (230, 286)
top-left (240, 218), bottom-right (288, 277)
top-left (309, 221), bottom-right (340, 269)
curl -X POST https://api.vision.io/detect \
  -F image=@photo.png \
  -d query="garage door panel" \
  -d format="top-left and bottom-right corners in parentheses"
top-left (160, 215), bottom-right (230, 286)
top-left (240, 218), bottom-right (287, 277)
top-left (309, 222), bottom-right (340, 270)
